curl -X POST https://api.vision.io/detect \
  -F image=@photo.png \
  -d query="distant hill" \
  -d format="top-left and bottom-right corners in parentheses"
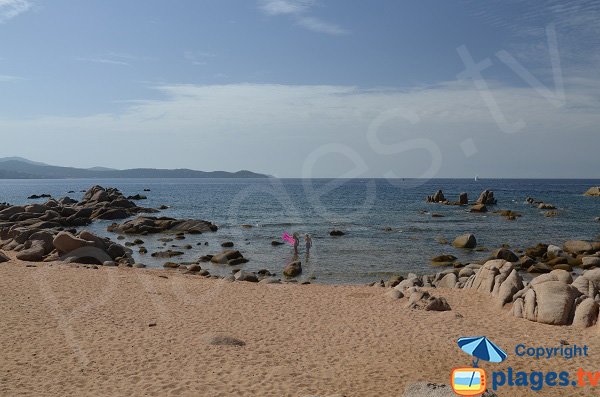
top-left (0, 158), bottom-right (269, 179)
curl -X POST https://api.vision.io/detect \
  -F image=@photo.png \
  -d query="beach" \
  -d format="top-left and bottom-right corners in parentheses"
top-left (2, 253), bottom-right (599, 397)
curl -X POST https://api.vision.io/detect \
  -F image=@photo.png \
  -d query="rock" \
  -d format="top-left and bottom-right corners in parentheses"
top-left (15, 242), bottom-right (45, 262)
top-left (163, 262), bottom-right (179, 269)
top-left (134, 263), bottom-right (146, 268)
top-left (525, 243), bottom-right (548, 258)
top-left (476, 190), bottom-right (497, 205)
top-left (221, 241), bottom-right (234, 248)
top-left (563, 240), bottom-right (594, 255)
top-left (126, 194), bottom-right (147, 200)
top-left (437, 273), bottom-right (458, 288)
top-left (385, 289), bottom-right (404, 300)
top-left (207, 335), bottom-right (246, 347)
top-left (234, 271), bottom-right (258, 282)
top-left (151, 250), bottom-right (184, 258)
top-left (227, 257), bottom-right (249, 266)
top-left (538, 203), bottom-right (556, 210)
top-left (108, 216), bottom-right (217, 235)
top-left (452, 233), bottom-right (476, 249)
top-left (187, 264), bottom-right (202, 272)
top-left (271, 240), bottom-right (284, 246)
top-left (431, 254), bottom-right (457, 265)
top-left (425, 297), bottom-right (451, 311)
top-left (583, 187), bottom-right (600, 196)
top-left (259, 278), bottom-right (281, 284)
top-left (527, 263), bottom-right (553, 273)
top-left (330, 230), bottom-right (345, 236)
top-left (283, 261), bottom-right (302, 277)
top-left (103, 261), bottom-right (116, 267)
top-left (546, 245), bottom-right (565, 259)
top-left (544, 210), bottom-right (559, 217)
top-left (529, 281), bottom-right (581, 325)
top-left (572, 298), bottom-right (599, 328)
top-left (458, 267), bottom-right (475, 278)
top-left (431, 213), bottom-right (444, 218)
top-left (470, 204), bottom-right (487, 213)
top-left (138, 247), bottom-right (148, 254)
top-left (497, 269), bottom-right (524, 304)
top-left (0, 251), bottom-right (9, 263)
top-left (426, 190), bottom-right (446, 203)
top-left (459, 192), bottom-right (468, 205)
top-left (386, 275), bottom-right (404, 288)
top-left (52, 232), bottom-right (94, 254)
top-left (211, 250), bottom-right (243, 264)
top-left (582, 257), bottom-right (600, 269)
top-left (466, 259), bottom-right (514, 295)
top-left (493, 248), bottom-right (519, 262)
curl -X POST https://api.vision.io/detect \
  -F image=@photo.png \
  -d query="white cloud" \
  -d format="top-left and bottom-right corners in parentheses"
top-left (259, 0), bottom-right (314, 16)
top-left (0, 0), bottom-right (32, 23)
top-left (0, 74), bottom-right (22, 82)
top-left (297, 16), bottom-right (347, 35)
top-left (0, 79), bottom-right (598, 177)
top-left (258, 0), bottom-right (348, 35)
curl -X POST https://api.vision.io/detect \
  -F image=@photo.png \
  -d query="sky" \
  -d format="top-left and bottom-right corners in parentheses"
top-left (0, 0), bottom-right (599, 178)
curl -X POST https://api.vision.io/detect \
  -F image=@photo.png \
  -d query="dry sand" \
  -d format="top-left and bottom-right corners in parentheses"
top-left (1, 254), bottom-right (599, 397)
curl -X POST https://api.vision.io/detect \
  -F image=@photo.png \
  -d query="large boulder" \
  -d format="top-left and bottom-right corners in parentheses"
top-left (459, 192), bottom-right (468, 205)
top-left (16, 242), bottom-right (45, 262)
top-left (437, 273), bottom-right (458, 288)
top-left (563, 240), bottom-right (594, 255)
top-left (283, 261), bottom-right (302, 277)
top-left (210, 250), bottom-right (243, 264)
top-left (582, 257), bottom-right (600, 269)
top-left (572, 298), bottom-right (599, 328)
top-left (465, 259), bottom-right (515, 295)
top-left (497, 269), bottom-right (524, 304)
top-left (52, 231), bottom-right (94, 254)
top-left (528, 281), bottom-right (581, 325)
top-left (452, 233), bottom-right (477, 249)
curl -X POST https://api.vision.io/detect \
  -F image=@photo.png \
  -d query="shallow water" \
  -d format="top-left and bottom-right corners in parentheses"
top-left (1, 178), bottom-right (599, 284)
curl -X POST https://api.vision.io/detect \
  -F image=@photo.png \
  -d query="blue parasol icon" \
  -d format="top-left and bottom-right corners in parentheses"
top-left (457, 336), bottom-right (507, 368)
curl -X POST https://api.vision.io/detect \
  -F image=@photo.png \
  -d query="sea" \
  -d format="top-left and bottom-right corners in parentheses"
top-left (0, 178), bottom-right (599, 284)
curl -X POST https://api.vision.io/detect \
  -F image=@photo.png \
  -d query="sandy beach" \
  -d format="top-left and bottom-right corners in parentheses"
top-left (1, 253), bottom-right (599, 397)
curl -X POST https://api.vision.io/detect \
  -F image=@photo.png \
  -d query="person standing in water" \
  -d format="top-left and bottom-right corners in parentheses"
top-left (304, 234), bottom-right (312, 255)
top-left (292, 232), bottom-right (300, 256)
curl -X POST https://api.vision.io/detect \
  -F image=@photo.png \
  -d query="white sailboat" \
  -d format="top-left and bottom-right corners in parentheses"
top-left (474, 175), bottom-right (479, 182)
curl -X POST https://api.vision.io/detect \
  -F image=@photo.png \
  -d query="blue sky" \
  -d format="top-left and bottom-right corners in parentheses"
top-left (0, 0), bottom-right (599, 177)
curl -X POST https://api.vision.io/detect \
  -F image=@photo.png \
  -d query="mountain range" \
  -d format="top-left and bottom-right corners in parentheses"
top-left (0, 157), bottom-right (268, 179)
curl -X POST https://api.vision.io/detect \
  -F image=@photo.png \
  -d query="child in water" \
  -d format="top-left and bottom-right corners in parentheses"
top-left (293, 232), bottom-right (300, 256)
top-left (304, 234), bottom-right (312, 255)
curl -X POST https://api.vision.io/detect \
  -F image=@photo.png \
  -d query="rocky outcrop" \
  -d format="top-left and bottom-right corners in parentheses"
top-left (459, 192), bottom-right (468, 205)
top-left (476, 190), bottom-right (497, 205)
top-left (426, 190), bottom-right (446, 203)
top-left (107, 216), bottom-right (218, 235)
top-left (0, 188), bottom-right (145, 264)
top-left (584, 187), bottom-right (600, 196)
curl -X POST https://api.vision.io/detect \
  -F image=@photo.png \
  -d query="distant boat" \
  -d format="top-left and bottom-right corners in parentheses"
top-left (474, 175), bottom-right (479, 182)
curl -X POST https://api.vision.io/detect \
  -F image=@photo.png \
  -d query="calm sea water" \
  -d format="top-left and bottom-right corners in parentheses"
top-left (0, 178), bottom-right (599, 284)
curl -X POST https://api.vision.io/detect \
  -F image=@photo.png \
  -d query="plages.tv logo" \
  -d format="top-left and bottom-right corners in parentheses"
top-left (451, 336), bottom-right (507, 396)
